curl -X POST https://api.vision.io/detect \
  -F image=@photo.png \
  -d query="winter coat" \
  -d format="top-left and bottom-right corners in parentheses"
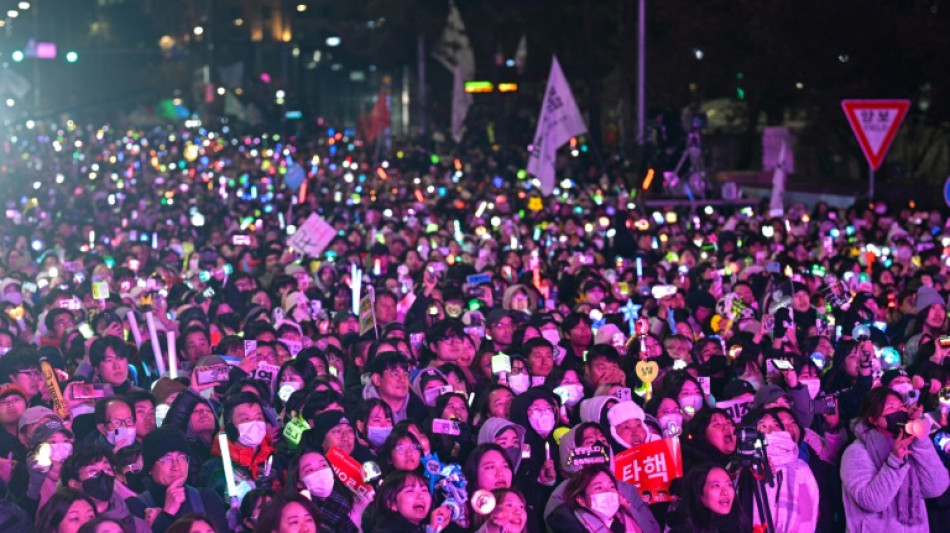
top-left (477, 417), bottom-right (527, 472)
top-left (752, 431), bottom-right (819, 533)
top-left (546, 502), bottom-right (653, 533)
top-left (544, 480), bottom-right (659, 533)
top-left (126, 478), bottom-right (229, 533)
top-left (840, 420), bottom-right (949, 533)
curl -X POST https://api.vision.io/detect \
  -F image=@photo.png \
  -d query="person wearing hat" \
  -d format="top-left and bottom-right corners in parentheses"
top-left (606, 400), bottom-right (657, 452)
top-left (0, 384), bottom-right (28, 459)
top-left (127, 426), bottom-right (228, 533)
top-left (16, 418), bottom-right (75, 514)
top-left (882, 368), bottom-right (919, 405)
top-left (913, 285), bottom-right (947, 342)
top-left (301, 410), bottom-right (373, 464)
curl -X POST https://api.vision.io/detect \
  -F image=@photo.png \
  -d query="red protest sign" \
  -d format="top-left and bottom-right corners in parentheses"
top-left (326, 446), bottom-right (373, 498)
top-left (614, 437), bottom-right (683, 503)
top-left (841, 99), bottom-right (910, 170)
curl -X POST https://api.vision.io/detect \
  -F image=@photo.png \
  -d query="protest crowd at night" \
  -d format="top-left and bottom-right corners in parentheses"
top-left (1, 4), bottom-right (950, 533)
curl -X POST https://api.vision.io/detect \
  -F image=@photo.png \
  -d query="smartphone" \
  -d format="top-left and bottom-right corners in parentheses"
top-left (431, 418), bottom-right (461, 436)
top-left (772, 359), bottom-right (794, 371)
top-left (195, 365), bottom-right (231, 385)
top-left (232, 235), bottom-right (251, 246)
top-left (244, 340), bottom-right (258, 357)
top-left (939, 336), bottom-right (950, 348)
top-left (616, 387), bottom-right (632, 402)
top-left (73, 383), bottom-right (113, 400)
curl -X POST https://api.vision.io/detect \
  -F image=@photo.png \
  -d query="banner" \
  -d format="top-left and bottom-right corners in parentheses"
top-left (326, 446), bottom-right (373, 497)
top-left (768, 140), bottom-right (788, 217)
top-left (432, 0), bottom-right (475, 78)
top-left (361, 87), bottom-right (390, 143)
top-left (614, 437), bottom-right (683, 504)
top-left (359, 287), bottom-right (377, 337)
top-left (527, 56), bottom-right (588, 195)
top-left (715, 395), bottom-right (754, 424)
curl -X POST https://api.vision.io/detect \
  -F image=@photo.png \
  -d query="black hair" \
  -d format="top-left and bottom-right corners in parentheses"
top-left (32, 487), bottom-right (98, 533)
top-left (61, 445), bottom-right (114, 484)
top-left (89, 336), bottom-right (128, 368)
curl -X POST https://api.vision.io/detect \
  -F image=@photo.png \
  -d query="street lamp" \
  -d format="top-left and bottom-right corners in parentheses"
top-left (325, 36), bottom-right (341, 47)
top-left (194, 26), bottom-right (204, 36)
top-left (18, 2), bottom-right (29, 10)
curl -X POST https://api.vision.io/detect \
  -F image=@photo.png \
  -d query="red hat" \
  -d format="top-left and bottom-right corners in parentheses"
top-left (0, 383), bottom-right (28, 402)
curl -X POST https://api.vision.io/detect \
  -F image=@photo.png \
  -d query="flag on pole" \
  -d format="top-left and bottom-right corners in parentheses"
top-left (768, 141), bottom-right (787, 217)
top-left (433, 0), bottom-right (475, 142)
top-left (224, 92), bottom-right (249, 122)
top-left (432, 0), bottom-right (475, 78)
top-left (360, 87), bottom-right (391, 143)
top-left (514, 34), bottom-right (528, 74)
top-left (527, 56), bottom-right (587, 195)
top-left (451, 65), bottom-right (472, 143)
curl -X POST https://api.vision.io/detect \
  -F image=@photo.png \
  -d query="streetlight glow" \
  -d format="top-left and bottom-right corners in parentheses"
top-left (325, 36), bottom-right (341, 47)
top-left (194, 26), bottom-right (204, 36)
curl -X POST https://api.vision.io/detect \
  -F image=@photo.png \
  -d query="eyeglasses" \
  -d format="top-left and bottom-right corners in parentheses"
top-left (439, 337), bottom-right (463, 346)
top-left (16, 369), bottom-right (42, 379)
top-left (384, 369), bottom-right (410, 380)
top-left (527, 407), bottom-right (554, 417)
top-left (107, 418), bottom-right (136, 428)
top-left (157, 454), bottom-right (188, 467)
top-left (393, 444), bottom-right (422, 454)
top-left (329, 426), bottom-right (355, 439)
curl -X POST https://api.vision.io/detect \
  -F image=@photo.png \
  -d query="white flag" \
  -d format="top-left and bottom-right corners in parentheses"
top-left (768, 141), bottom-right (787, 217)
top-left (514, 34), bottom-right (528, 74)
top-left (527, 56), bottom-right (587, 195)
top-left (224, 92), bottom-right (249, 122)
top-left (432, 0), bottom-right (475, 79)
top-left (451, 65), bottom-right (472, 143)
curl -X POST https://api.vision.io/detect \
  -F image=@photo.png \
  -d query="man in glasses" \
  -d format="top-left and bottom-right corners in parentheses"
top-left (62, 446), bottom-right (151, 533)
top-left (0, 347), bottom-right (45, 408)
top-left (93, 397), bottom-right (137, 452)
top-left (128, 425), bottom-right (228, 533)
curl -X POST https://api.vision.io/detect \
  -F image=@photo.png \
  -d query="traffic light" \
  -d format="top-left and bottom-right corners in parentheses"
top-left (65, 50), bottom-right (78, 63)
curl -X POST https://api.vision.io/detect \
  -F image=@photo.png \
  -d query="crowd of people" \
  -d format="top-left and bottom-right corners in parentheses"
top-left (0, 118), bottom-right (949, 533)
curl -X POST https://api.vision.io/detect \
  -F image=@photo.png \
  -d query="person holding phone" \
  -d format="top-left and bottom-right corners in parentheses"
top-left (841, 387), bottom-right (949, 532)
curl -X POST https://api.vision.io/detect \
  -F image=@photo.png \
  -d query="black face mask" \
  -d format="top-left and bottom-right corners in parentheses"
top-left (700, 355), bottom-right (727, 375)
top-left (504, 446), bottom-right (521, 467)
top-left (82, 473), bottom-right (116, 502)
top-left (884, 411), bottom-right (909, 437)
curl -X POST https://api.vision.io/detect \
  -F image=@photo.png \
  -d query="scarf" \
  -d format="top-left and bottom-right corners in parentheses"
top-left (859, 423), bottom-right (923, 526)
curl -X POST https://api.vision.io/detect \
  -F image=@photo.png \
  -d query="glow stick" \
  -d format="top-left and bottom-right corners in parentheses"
top-left (545, 442), bottom-right (550, 461)
top-left (166, 330), bottom-right (178, 379)
top-left (145, 312), bottom-right (166, 376)
top-left (218, 433), bottom-right (238, 502)
top-left (636, 257), bottom-right (643, 281)
top-left (351, 264), bottom-right (361, 315)
top-left (126, 311), bottom-right (143, 348)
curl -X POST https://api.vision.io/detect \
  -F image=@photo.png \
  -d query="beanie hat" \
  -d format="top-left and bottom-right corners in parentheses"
top-left (150, 377), bottom-right (188, 405)
top-left (915, 286), bottom-right (946, 315)
top-left (881, 368), bottom-right (910, 388)
top-left (142, 426), bottom-right (191, 475)
top-left (721, 379), bottom-right (756, 401)
top-left (753, 383), bottom-right (790, 409)
top-left (0, 383), bottom-right (28, 403)
top-left (311, 411), bottom-right (351, 440)
top-left (606, 401), bottom-right (645, 428)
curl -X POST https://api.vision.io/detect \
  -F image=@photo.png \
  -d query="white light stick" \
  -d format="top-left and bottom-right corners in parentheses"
top-left (166, 330), bottom-right (178, 379)
top-left (636, 257), bottom-right (643, 281)
top-left (145, 311), bottom-right (166, 377)
top-left (545, 442), bottom-right (551, 461)
top-left (218, 433), bottom-right (238, 504)
top-left (126, 311), bottom-right (143, 348)
top-left (351, 264), bottom-right (361, 315)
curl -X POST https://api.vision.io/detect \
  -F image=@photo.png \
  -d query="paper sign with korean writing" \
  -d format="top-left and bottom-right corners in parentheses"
top-left (716, 396), bottom-right (754, 424)
top-left (615, 437), bottom-right (683, 503)
top-left (287, 213), bottom-right (337, 258)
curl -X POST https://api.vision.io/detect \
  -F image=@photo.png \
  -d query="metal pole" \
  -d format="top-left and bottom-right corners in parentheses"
top-left (869, 167), bottom-right (875, 200)
top-left (636, 0), bottom-right (646, 145)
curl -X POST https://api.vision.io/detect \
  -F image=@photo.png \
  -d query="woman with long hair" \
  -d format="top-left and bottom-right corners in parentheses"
top-left (666, 463), bottom-right (750, 533)
top-left (32, 487), bottom-right (97, 533)
top-left (840, 387), bottom-right (949, 532)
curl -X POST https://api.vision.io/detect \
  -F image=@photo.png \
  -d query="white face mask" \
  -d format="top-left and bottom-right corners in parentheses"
top-left (679, 394), bottom-right (705, 416)
top-left (49, 442), bottom-right (73, 462)
top-left (508, 373), bottom-right (530, 395)
top-left (658, 413), bottom-right (684, 438)
top-left (303, 467), bottom-right (336, 498)
top-left (106, 426), bottom-right (136, 449)
top-left (801, 378), bottom-right (821, 400)
top-left (589, 491), bottom-right (620, 518)
top-left (236, 421), bottom-right (267, 447)
top-left (528, 410), bottom-right (556, 436)
top-left (560, 383), bottom-right (585, 407)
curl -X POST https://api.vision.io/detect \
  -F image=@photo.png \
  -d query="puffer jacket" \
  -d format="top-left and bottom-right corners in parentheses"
top-left (841, 420), bottom-right (949, 533)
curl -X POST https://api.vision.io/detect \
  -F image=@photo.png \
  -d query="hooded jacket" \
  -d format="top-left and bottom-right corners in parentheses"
top-left (509, 388), bottom-right (561, 482)
top-left (578, 396), bottom-right (615, 425)
top-left (841, 420), bottom-right (949, 533)
top-left (163, 389), bottom-right (219, 465)
top-left (477, 417), bottom-right (527, 472)
top-left (752, 431), bottom-right (819, 533)
top-left (101, 490), bottom-right (151, 533)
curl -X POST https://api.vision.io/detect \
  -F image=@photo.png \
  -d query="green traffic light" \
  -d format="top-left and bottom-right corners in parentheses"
top-left (66, 51), bottom-right (78, 63)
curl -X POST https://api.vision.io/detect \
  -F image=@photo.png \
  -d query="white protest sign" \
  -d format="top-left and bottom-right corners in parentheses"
top-left (286, 213), bottom-right (337, 258)
top-left (716, 395), bottom-right (754, 424)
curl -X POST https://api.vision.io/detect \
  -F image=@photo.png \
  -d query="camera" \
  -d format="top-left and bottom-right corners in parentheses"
top-left (735, 426), bottom-right (766, 456)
